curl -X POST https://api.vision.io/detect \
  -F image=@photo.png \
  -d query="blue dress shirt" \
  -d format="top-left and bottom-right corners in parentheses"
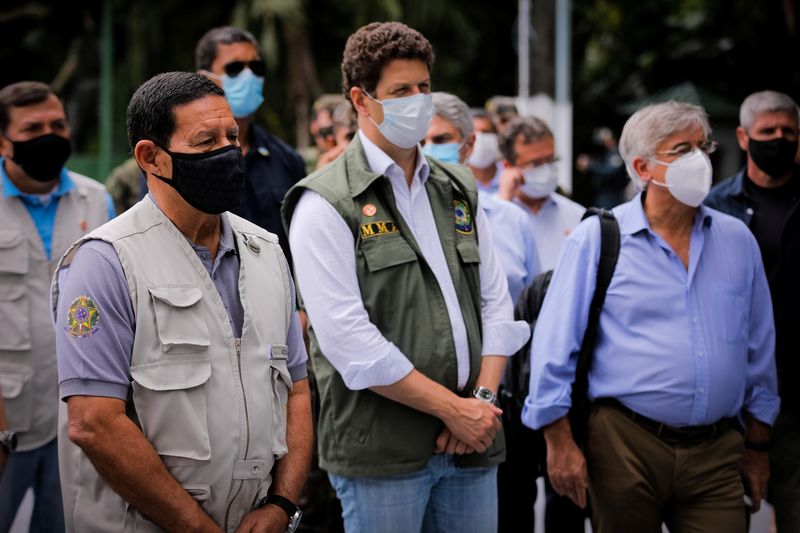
top-left (1, 160), bottom-right (116, 259)
top-left (522, 193), bottom-right (780, 429)
top-left (480, 191), bottom-right (541, 304)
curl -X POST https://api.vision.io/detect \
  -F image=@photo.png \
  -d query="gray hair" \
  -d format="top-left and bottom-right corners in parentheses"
top-left (739, 90), bottom-right (798, 131)
top-left (431, 92), bottom-right (473, 140)
top-left (498, 116), bottom-right (553, 163)
top-left (619, 100), bottom-right (711, 179)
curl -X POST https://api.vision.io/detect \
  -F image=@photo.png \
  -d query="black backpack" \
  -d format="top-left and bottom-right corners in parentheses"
top-left (502, 207), bottom-right (620, 446)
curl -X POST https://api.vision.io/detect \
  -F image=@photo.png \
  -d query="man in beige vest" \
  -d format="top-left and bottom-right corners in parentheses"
top-left (52, 72), bottom-right (312, 533)
top-left (0, 81), bottom-right (113, 532)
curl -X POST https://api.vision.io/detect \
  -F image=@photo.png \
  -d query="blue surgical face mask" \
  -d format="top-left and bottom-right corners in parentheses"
top-left (365, 91), bottom-right (433, 149)
top-left (221, 68), bottom-right (264, 118)
top-left (422, 142), bottom-right (461, 164)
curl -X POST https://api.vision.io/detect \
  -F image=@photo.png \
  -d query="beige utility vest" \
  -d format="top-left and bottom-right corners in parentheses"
top-left (0, 171), bottom-right (109, 451)
top-left (52, 199), bottom-right (293, 532)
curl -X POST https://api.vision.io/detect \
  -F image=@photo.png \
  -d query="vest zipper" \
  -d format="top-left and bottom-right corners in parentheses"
top-left (224, 337), bottom-right (250, 529)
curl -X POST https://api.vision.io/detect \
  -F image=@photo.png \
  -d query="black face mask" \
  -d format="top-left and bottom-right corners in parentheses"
top-left (154, 144), bottom-right (245, 215)
top-left (10, 133), bottom-right (72, 182)
top-left (748, 137), bottom-right (798, 179)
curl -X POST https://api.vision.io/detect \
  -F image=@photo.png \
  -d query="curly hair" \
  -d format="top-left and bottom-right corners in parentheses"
top-left (341, 22), bottom-right (434, 104)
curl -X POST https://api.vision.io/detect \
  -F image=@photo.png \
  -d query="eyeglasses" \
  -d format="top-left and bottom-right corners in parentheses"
top-left (223, 60), bottom-right (267, 78)
top-left (654, 140), bottom-right (718, 159)
top-left (316, 126), bottom-right (335, 139)
top-left (519, 155), bottom-right (560, 170)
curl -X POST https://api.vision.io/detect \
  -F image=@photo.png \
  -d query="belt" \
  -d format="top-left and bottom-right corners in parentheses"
top-left (594, 398), bottom-right (738, 446)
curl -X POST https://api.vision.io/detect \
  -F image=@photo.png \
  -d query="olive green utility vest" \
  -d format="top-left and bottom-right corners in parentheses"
top-left (283, 136), bottom-right (504, 477)
top-left (0, 171), bottom-right (109, 452)
top-left (52, 199), bottom-right (293, 532)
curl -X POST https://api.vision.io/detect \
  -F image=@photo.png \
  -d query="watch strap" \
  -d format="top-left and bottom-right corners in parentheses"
top-left (258, 494), bottom-right (298, 518)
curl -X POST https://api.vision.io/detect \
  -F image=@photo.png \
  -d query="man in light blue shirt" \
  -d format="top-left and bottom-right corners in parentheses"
top-left (523, 101), bottom-right (779, 533)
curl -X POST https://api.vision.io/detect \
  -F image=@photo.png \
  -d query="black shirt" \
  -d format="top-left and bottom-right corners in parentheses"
top-left (233, 124), bottom-right (306, 267)
top-left (744, 174), bottom-right (800, 283)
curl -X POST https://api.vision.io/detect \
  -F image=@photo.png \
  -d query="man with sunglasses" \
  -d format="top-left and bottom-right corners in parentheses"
top-left (706, 91), bottom-right (800, 533)
top-left (196, 26), bottom-right (306, 267)
top-left (497, 116), bottom-right (585, 271)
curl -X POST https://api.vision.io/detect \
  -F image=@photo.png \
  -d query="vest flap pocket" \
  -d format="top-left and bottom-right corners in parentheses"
top-left (456, 239), bottom-right (481, 264)
top-left (361, 236), bottom-right (418, 272)
top-left (0, 230), bottom-right (27, 274)
top-left (0, 281), bottom-right (25, 302)
top-left (270, 344), bottom-right (288, 360)
top-left (130, 358), bottom-right (211, 391)
top-left (0, 363), bottom-right (34, 432)
top-left (148, 286), bottom-right (211, 353)
top-left (0, 363), bottom-right (34, 399)
top-left (149, 286), bottom-right (203, 308)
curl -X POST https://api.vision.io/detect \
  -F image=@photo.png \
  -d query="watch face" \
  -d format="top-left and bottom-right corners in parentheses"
top-left (287, 510), bottom-right (303, 533)
top-left (477, 389), bottom-right (493, 401)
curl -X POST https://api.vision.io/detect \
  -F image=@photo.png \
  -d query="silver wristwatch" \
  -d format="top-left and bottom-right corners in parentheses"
top-left (472, 386), bottom-right (497, 404)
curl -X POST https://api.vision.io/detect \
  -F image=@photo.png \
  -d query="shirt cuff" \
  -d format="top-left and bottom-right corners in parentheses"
top-left (744, 385), bottom-right (781, 426)
top-left (59, 378), bottom-right (130, 402)
top-left (481, 320), bottom-right (531, 357)
top-left (520, 386), bottom-right (572, 430)
top-left (340, 344), bottom-right (415, 390)
top-left (289, 362), bottom-right (309, 382)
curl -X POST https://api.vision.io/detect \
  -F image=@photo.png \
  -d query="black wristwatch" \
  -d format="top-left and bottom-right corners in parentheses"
top-left (257, 494), bottom-right (302, 533)
top-left (0, 430), bottom-right (16, 454)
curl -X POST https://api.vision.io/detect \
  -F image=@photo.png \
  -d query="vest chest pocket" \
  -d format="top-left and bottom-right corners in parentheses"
top-left (360, 234), bottom-right (418, 272)
top-left (148, 286), bottom-right (211, 354)
top-left (269, 344), bottom-right (292, 460)
top-left (130, 358), bottom-right (212, 461)
top-left (0, 363), bottom-right (34, 432)
top-left (0, 230), bottom-right (30, 351)
top-left (456, 238), bottom-right (481, 265)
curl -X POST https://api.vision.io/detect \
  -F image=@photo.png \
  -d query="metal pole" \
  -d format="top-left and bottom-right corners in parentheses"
top-left (99, 0), bottom-right (113, 180)
top-left (554, 0), bottom-right (573, 193)
top-left (518, 0), bottom-right (530, 99)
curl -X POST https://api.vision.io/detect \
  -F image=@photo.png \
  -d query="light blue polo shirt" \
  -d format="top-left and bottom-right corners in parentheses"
top-left (1, 158), bottom-right (116, 259)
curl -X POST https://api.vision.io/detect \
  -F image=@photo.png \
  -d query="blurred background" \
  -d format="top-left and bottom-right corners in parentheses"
top-left (0, 0), bottom-right (797, 204)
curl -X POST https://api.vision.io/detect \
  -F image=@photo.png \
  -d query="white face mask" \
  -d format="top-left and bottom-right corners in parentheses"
top-left (519, 163), bottom-right (559, 199)
top-left (648, 149), bottom-right (713, 207)
top-left (365, 91), bottom-right (434, 149)
top-left (467, 132), bottom-right (501, 168)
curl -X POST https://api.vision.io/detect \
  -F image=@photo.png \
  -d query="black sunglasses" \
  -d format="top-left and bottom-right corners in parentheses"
top-left (224, 60), bottom-right (266, 78)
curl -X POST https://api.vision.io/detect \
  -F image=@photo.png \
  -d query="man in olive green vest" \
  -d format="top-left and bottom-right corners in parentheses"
top-left (0, 81), bottom-right (113, 532)
top-left (53, 72), bottom-right (312, 533)
top-left (283, 22), bottom-right (529, 533)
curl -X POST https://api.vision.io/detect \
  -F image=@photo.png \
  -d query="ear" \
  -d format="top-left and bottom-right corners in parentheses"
top-left (350, 87), bottom-right (371, 117)
top-left (134, 140), bottom-right (168, 179)
top-left (632, 156), bottom-right (652, 183)
top-left (735, 126), bottom-right (749, 152)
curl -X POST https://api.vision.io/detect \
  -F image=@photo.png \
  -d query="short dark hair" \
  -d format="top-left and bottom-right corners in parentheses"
top-left (0, 81), bottom-right (57, 133)
top-left (499, 116), bottom-right (553, 163)
top-left (195, 26), bottom-right (259, 71)
top-left (127, 71), bottom-right (225, 150)
top-left (341, 22), bottom-right (434, 105)
top-left (470, 108), bottom-right (498, 133)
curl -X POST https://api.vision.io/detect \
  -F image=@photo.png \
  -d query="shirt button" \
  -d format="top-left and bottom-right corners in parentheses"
top-left (746, 207), bottom-right (754, 216)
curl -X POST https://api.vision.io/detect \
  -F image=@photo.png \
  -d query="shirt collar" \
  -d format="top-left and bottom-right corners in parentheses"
top-left (357, 130), bottom-right (430, 185)
top-left (146, 193), bottom-right (236, 257)
top-left (619, 192), bottom-right (713, 236)
top-left (1, 157), bottom-right (73, 199)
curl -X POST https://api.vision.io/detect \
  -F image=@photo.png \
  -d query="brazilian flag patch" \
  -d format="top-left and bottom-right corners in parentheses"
top-left (454, 199), bottom-right (473, 234)
top-left (65, 295), bottom-right (100, 338)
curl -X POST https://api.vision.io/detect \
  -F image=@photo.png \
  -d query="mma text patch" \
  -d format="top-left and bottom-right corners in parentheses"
top-left (360, 220), bottom-right (399, 239)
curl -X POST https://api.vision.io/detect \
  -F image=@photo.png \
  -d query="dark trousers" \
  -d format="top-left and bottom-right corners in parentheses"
top-left (497, 394), bottom-right (585, 533)
top-left (770, 413), bottom-right (800, 533)
top-left (586, 405), bottom-right (746, 533)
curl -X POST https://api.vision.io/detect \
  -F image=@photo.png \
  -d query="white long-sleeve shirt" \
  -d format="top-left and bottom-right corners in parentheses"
top-left (289, 131), bottom-right (529, 391)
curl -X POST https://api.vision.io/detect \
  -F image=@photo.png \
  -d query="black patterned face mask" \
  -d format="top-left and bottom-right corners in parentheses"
top-left (154, 144), bottom-right (245, 215)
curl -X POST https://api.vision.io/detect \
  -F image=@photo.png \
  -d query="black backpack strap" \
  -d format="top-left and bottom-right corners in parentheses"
top-left (569, 207), bottom-right (620, 444)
